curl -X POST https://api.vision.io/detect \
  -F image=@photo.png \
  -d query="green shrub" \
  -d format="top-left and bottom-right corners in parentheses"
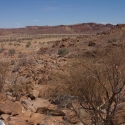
top-left (58, 48), bottom-right (69, 57)
top-left (26, 41), bottom-right (31, 48)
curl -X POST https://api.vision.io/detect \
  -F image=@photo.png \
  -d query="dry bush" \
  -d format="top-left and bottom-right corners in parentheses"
top-left (25, 41), bottom-right (31, 48)
top-left (18, 56), bottom-right (27, 66)
top-left (18, 52), bottom-right (25, 58)
top-left (8, 48), bottom-right (16, 56)
top-left (12, 65), bottom-right (19, 73)
top-left (9, 83), bottom-right (33, 100)
top-left (10, 59), bottom-right (15, 65)
top-left (18, 56), bottom-right (35, 66)
top-left (0, 62), bottom-right (9, 92)
top-left (8, 74), bottom-right (33, 100)
top-left (53, 46), bottom-right (125, 125)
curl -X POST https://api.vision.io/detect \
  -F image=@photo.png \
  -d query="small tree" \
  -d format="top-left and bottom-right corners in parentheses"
top-left (66, 46), bottom-right (125, 125)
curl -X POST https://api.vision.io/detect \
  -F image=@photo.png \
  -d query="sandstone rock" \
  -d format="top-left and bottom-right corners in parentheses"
top-left (28, 113), bottom-right (45, 125)
top-left (0, 100), bottom-right (22, 115)
top-left (1, 114), bottom-right (10, 121)
top-left (32, 98), bottom-right (51, 110)
top-left (20, 95), bottom-right (28, 102)
top-left (63, 110), bottom-right (79, 124)
top-left (21, 98), bottom-right (51, 113)
top-left (9, 116), bottom-right (33, 125)
top-left (38, 116), bottom-right (63, 125)
top-left (6, 95), bottom-right (16, 101)
top-left (21, 100), bottom-right (33, 111)
top-left (23, 110), bottom-right (32, 117)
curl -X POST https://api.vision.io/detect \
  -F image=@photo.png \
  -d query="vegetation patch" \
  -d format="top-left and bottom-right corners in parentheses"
top-left (58, 47), bottom-right (69, 57)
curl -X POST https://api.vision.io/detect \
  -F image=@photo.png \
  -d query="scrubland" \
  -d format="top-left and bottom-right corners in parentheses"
top-left (0, 24), bottom-right (125, 125)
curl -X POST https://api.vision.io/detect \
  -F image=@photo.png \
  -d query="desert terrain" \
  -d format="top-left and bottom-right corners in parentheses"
top-left (0, 23), bottom-right (125, 125)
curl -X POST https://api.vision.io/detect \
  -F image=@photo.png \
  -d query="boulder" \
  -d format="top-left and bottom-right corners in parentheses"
top-left (0, 100), bottom-right (22, 115)
top-left (32, 98), bottom-right (51, 110)
top-left (28, 113), bottom-right (45, 125)
top-left (9, 116), bottom-right (33, 125)
top-left (1, 114), bottom-right (10, 121)
top-left (63, 110), bottom-right (79, 124)
top-left (30, 90), bottom-right (39, 98)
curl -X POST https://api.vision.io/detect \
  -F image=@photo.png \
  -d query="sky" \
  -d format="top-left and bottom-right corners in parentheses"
top-left (0, 0), bottom-right (125, 28)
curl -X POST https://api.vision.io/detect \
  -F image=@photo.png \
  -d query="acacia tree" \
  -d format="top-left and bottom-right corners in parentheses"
top-left (66, 46), bottom-right (125, 125)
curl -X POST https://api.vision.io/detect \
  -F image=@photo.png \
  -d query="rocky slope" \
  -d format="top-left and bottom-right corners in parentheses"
top-left (0, 24), bottom-right (125, 125)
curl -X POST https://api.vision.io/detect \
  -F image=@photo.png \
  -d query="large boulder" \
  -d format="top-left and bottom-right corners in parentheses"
top-left (0, 100), bottom-right (22, 115)
top-left (28, 113), bottom-right (45, 125)
top-left (8, 116), bottom-right (33, 125)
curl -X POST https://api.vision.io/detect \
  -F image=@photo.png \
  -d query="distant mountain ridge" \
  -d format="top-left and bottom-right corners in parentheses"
top-left (0, 23), bottom-right (114, 36)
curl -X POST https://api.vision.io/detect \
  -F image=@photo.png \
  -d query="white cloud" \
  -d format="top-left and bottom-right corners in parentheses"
top-left (33, 19), bottom-right (39, 22)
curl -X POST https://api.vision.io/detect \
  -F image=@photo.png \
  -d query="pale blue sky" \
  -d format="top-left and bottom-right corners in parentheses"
top-left (0, 0), bottom-right (125, 28)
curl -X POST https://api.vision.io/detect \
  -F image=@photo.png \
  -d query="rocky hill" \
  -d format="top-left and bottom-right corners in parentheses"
top-left (1, 24), bottom-right (125, 125)
top-left (0, 23), bottom-right (113, 36)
